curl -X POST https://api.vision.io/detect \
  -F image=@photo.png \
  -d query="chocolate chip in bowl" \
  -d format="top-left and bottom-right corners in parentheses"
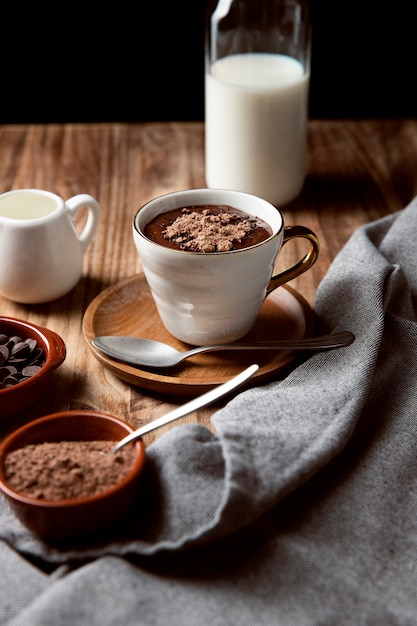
top-left (0, 317), bottom-right (66, 420)
top-left (0, 410), bottom-right (146, 542)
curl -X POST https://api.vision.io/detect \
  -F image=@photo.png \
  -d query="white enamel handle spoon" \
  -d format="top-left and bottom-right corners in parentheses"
top-left (111, 363), bottom-right (259, 453)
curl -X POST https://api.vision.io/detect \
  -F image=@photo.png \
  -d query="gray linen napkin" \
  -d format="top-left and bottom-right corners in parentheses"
top-left (2, 198), bottom-right (417, 625)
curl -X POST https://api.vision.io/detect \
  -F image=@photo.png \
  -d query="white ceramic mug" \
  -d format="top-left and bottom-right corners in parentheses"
top-left (133, 188), bottom-right (319, 345)
top-left (0, 189), bottom-right (101, 303)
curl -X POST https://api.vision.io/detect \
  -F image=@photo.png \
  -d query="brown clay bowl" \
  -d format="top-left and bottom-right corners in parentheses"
top-left (0, 410), bottom-right (146, 542)
top-left (0, 316), bottom-right (66, 420)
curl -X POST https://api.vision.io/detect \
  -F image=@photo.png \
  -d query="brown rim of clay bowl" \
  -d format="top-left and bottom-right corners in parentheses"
top-left (0, 410), bottom-right (146, 542)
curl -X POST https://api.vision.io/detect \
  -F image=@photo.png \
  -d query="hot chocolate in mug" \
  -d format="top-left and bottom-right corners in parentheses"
top-left (0, 189), bottom-right (101, 303)
top-left (133, 188), bottom-right (319, 345)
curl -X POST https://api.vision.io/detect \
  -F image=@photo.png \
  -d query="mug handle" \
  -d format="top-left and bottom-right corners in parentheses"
top-left (66, 194), bottom-right (101, 253)
top-left (266, 225), bottom-right (319, 296)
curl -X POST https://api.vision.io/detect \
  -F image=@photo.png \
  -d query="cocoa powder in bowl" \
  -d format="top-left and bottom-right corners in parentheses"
top-left (0, 411), bottom-right (146, 542)
top-left (4, 440), bottom-right (136, 500)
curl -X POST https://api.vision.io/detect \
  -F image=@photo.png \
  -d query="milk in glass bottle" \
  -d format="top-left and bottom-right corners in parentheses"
top-left (205, 0), bottom-right (311, 206)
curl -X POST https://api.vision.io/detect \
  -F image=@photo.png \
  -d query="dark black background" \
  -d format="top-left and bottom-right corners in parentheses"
top-left (1, 1), bottom-right (415, 123)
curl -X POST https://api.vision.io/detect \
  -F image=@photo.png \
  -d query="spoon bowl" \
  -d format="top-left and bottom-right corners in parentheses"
top-left (92, 331), bottom-right (355, 370)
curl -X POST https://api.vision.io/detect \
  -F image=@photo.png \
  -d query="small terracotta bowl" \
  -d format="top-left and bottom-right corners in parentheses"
top-left (0, 316), bottom-right (66, 420)
top-left (0, 411), bottom-right (146, 542)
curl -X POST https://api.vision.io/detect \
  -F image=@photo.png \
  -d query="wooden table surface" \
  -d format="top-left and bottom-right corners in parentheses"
top-left (1, 120), bottom-right (417, 444)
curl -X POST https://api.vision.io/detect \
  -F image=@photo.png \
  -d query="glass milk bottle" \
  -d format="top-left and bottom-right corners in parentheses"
top-left (205, 0), bottom-right (311, 206)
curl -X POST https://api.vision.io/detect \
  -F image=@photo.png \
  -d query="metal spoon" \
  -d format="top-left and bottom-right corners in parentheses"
top-left (111, 363), bottom-right (259, 453)
top-left (93, 331), bottom-right (354, 369)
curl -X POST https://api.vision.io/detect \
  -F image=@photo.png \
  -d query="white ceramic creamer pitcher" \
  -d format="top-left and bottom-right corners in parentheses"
top-left (0, 189), bottom-right (101, 303)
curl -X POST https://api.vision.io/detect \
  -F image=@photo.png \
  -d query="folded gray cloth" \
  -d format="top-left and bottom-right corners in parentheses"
top-left (2, 198), bottom-right (417, 624)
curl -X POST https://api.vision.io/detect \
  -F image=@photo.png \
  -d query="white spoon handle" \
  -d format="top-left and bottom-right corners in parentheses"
top-left (111, 364), bottom-right (259, 453)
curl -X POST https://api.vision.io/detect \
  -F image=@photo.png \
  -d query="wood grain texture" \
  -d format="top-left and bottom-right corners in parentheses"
top-left (1, 120), bottom-right (417, 444)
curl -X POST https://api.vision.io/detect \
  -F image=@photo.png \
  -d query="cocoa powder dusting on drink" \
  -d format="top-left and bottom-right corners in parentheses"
top-left (4, 441), bottom-right (136, 501)
top-left (144, 205), bottom-right (272, 252)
